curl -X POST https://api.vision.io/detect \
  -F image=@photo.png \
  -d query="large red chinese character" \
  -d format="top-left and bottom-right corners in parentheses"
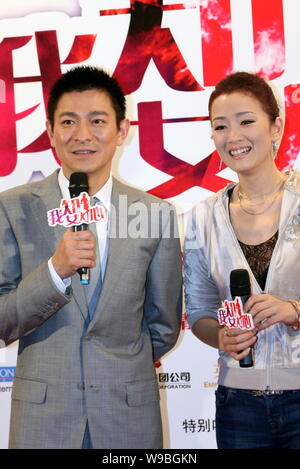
top-left (137, 93), bottom-right (300, 198)
top-left (276, 85), bottom-right (300, 171)
top-left (0, 36), bottom-right (32, 176)
top-left (113, 0), bottom-right (202, 94)
top-left (201, 0), bottom-right (285, 86)
top-left (137, 101), bottom-right (229, 198)
top-left (200, 0), bottom-right (233, 86)
top-left (252, 0), bottom-right (285, 80)
top-left (0, 30), bottom-right (96, 176)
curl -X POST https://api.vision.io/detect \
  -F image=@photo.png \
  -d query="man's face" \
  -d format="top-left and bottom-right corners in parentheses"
top-left (46, 89), bottom-right (129, 183)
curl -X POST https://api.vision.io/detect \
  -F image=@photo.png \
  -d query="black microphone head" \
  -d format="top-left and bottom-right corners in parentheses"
top-left (68, 172), bottom-right (88, 197)
top-left (230, 269), bottom-right (251, 297)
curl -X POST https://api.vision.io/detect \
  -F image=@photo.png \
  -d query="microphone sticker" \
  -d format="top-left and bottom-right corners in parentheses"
top-left (217, 297), bottom-right (254, 330)
top-left (47, 192), bottom-right (107, 227)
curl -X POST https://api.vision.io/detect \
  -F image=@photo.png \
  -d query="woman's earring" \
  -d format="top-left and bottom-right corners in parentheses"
top-left (219, 155), bottom-right (223, 170)
top-left (272, 141), bottom-right (279, 157)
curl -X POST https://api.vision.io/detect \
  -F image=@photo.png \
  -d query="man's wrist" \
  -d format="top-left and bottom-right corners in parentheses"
top-left (48, 258), bottom-right (71, 293)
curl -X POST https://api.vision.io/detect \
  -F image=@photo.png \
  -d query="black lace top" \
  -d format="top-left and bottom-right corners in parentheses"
top-left (228, 188), bottom-right (278, 290)
top-left (238, 233), bottom-right (278, 290)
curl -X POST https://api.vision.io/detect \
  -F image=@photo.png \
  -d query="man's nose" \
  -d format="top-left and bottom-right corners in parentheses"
top-left (73, 120), bottom-right (93, 141)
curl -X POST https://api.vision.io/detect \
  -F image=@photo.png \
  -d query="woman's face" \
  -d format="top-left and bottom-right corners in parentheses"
top-left (210, 92), bottom-right (282, 176)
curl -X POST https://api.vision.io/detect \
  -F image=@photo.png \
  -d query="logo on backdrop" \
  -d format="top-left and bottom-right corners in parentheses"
top-left (182, 418), bottom-right (216, 434)
top-left (203, 363), bottom-right (219, 389)
top-left (158, 371), bottom-right (191, 390)
top-left (0, 367), bottom-right (15, 383)
top-left (181, 312), bottom-right (191, 332)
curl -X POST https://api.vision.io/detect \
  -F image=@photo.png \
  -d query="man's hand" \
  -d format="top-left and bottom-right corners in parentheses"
top-left (52, 229), bottom-right (96, 279)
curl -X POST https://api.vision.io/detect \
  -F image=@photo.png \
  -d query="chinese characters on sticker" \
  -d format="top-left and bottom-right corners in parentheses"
top-left (217, 297), bottom-right (254, 330)
top-left (47, 192), bottom-right (107, 228)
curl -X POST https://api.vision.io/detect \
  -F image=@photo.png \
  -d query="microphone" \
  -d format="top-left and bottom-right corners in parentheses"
top-left (68, 172), bottom-right (90, 285)
top-left (230, 269), bottom-right (254, 368)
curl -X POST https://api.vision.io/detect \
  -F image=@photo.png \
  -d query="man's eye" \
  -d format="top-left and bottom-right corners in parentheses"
top-left (93, 119), bottom-right (104, 125)
top-left (62, 119), bottom-right (74, 125)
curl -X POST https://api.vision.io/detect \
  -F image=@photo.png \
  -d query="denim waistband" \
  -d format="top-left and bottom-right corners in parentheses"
top-left (218, 384), bottom-right (300, 397)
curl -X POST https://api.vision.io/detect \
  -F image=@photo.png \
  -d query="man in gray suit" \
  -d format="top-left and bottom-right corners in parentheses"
top-left (0, 66), bottom-right (182, 449)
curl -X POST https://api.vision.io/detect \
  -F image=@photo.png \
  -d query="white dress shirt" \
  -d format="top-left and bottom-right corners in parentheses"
top-left (48, 169), bottom-right (112, 293)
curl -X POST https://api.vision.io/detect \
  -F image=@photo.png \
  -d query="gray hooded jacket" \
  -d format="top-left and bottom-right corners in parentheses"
top-left (184, 170), bottom-right (300, 390)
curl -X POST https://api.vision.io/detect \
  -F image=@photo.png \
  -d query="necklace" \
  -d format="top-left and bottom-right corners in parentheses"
top-left (237, 177), bottom-right (285, 216)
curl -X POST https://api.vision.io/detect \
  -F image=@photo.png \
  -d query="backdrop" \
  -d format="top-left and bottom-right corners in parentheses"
top-left (0, 0), bottom-right (300, 449)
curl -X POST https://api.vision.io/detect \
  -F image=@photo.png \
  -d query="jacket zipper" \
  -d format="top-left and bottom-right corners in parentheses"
top-left (220, 186), bottom-right (297, 389)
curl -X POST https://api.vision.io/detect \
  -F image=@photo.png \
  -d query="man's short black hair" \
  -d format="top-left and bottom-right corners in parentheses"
top-left (47, 65), bottom-right (126, 129)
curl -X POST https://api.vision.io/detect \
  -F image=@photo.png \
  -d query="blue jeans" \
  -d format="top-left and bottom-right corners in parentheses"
top-left (216, 385), bottom-right (300, 449)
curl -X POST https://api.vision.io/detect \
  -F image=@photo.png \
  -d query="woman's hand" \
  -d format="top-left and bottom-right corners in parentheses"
top-left (218, 326), bottom-right (257, 361)
top-left (244, 294), bottom-right (296, 331)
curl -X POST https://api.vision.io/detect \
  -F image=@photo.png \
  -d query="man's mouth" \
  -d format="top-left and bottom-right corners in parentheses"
top-left (229, 146), bottom-right (252, 158)
top-left (72, 150), bottom-right (96, 155)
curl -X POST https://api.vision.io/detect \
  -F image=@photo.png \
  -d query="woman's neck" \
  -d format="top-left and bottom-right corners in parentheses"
top-left (237, 167), bottom-right (285, 201)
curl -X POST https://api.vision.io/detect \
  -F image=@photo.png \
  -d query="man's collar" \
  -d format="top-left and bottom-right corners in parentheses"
top-left (58, 168), bottom-right (112, 211)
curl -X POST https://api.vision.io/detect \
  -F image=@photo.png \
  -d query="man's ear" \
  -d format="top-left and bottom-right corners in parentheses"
top-left (46, 120), bottom-right (55, 147)
top-left (117, 118), bottom-right (130, 146)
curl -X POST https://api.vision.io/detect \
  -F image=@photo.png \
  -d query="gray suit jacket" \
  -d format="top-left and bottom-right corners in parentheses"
top-left (0, 170), bottom-right (182, 449)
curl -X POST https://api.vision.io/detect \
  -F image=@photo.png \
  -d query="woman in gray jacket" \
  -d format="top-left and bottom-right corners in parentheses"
top-left (184, 72), bottom-right (300, 449)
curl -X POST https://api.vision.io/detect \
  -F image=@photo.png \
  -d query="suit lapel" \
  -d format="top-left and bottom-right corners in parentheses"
top-left (87, 178), bottom-right (141, 327)
top-left (30, 171), bottom-right (65, 253)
